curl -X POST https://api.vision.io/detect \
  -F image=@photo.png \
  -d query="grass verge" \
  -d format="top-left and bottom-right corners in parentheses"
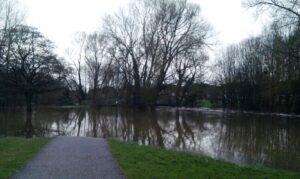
top-left (108, 139), bottom-right (300, 178)
top-left (0, 137), bottom-right (50, 178)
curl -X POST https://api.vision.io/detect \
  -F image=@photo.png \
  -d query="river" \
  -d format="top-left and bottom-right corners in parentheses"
top-left (0, 106), bottom-right (299, 171)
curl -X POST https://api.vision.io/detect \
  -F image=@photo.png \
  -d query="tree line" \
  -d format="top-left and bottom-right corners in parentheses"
top-left (216, 0), bottom-right (300, 113)
top-left (1, 0), bottom-right (300, 114)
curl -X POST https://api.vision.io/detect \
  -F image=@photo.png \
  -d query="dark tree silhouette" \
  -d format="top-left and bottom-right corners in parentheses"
top-left (0, 25), bottom-right (68, 112)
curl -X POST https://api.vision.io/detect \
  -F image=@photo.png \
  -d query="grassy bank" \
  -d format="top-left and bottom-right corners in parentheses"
top-left (0, 137), bottom-right (50, 178)
top-left (108, 139), bottom-right (300, 178)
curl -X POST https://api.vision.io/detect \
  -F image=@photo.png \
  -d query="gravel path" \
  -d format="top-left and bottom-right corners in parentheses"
top-left (12, 136), bottom-right (125, 179)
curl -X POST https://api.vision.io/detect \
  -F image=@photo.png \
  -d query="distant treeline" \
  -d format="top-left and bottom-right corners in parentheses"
top-left (1, 0), bottom-right (300, 114)
top-left (216, 27), bottom-right (300, 113)
top-left (215, 0), bottom-right (300, 113)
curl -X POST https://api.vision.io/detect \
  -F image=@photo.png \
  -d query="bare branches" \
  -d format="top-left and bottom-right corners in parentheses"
top-left (102, 0), bottom-right (211, 107)
top-left (0, 25), bottom-right (69, 110)
top-left (244, 0), bottom-right (300, 28)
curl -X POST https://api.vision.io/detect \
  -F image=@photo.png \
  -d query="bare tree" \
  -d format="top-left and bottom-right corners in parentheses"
top-left (2, 25), bottom-right (67, 112)
top-left (67, 32), bottom-right (87, 105)
top-left (244, 0), bottom-right (300, 28)
top-left (104, 0), bottom-right (211, 108)
top-left (172, 51), bottom-right (208, 106)
top-left (84, 32), bottom-right (110, 105)
top-left (0, 0), bottom-right (25, 107)
top-left (0, 0), bottom-right (25, 80)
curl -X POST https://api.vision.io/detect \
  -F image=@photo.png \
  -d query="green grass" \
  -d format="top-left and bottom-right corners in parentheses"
top-left (108, 139), bottom-right (300, 179)
top-left (0, 137), bottom-right (50, 178)
top-left (196, 99), bottom-right (214, 108)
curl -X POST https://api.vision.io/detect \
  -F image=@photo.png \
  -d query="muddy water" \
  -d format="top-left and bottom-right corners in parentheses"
top-left (0, 107), bottom-right (299, 171)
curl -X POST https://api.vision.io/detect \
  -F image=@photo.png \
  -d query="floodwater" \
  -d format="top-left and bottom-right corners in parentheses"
top-left (0, 106), bottom-right (299, 171)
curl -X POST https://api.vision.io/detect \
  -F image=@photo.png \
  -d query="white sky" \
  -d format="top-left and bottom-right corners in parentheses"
top-left (21, 0), bottom-right (267, 59)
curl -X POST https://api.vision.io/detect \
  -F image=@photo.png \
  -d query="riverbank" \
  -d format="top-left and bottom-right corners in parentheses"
top-left (108, 139), bottom-right (300, 178)
top-left (157, 106), bottom-right (300, 118)
top-left (0, 137), bottom-right (50, 178)
top-left (1, 137), bottom-right (299, 178)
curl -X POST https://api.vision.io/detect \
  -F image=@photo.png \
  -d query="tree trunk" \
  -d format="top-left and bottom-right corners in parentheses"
top-left (175, 80), bottom-right (183, 107)
top-left (25, 93), bottom-right (33, 113)
top-left (92, 87), bottom-right (97, 106)
top-left (132, 57), bottom-right (143, 108)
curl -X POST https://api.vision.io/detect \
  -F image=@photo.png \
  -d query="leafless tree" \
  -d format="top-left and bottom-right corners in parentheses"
top-left (2, 25), bottom-right (67, 112)
top-left (104, 0), bottom-right (211, 108)
top-left (0, 0), bottom-right (24, 72)
top-left (244, 0), bottom-right (300, 29)
top-left (85, 32), bottom-right (111, 105)
top-left (172, 50), bottom-right (208, 106)
top-left (66, 32), bottom-right (87, 105)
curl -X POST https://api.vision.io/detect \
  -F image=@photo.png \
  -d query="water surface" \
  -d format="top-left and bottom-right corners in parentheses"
top-left (0, 107), bottom-right (299, 171)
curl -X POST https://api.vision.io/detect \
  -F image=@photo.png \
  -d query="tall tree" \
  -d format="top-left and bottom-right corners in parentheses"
top-left (0, 0), bottom-right (25, 107)
top-left (84, 32), bottom-right (111, 105)
top-left (104, 0), bottom-right (211, 108)
top-left (67, 32), bottom-right (87, 105)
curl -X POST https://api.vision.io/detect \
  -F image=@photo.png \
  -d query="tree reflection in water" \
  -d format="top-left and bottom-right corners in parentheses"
top-left (0, 107), bottom-right (299, 171)
top-left (24, 112), bottom-right (34, 138)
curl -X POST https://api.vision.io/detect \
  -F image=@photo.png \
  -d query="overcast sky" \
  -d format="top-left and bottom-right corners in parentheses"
top-left (21, 0), bottom-right (267, 59)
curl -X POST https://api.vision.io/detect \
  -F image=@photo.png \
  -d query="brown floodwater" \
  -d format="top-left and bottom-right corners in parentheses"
top-left (0, 106), bottom-right (299, 171)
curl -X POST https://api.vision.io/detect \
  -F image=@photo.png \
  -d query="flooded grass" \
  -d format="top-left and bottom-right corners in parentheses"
top-left (0, 137), bottom-right (50, 178)
top-left (108, 139), bottom-right (300, 178)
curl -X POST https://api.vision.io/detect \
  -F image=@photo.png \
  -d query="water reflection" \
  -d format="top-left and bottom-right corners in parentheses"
top-left (0, 107), bottom-right (299, 171)
top-left (24, 112), bottom-right (34, 138)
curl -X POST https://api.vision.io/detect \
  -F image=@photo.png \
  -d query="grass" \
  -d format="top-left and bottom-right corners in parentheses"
top-left (108, 139), bottom-right (300, 179)
top-left (0, 137), bottom-right (50, 178)
top-left (196, 99), bottom-right (214, 108)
